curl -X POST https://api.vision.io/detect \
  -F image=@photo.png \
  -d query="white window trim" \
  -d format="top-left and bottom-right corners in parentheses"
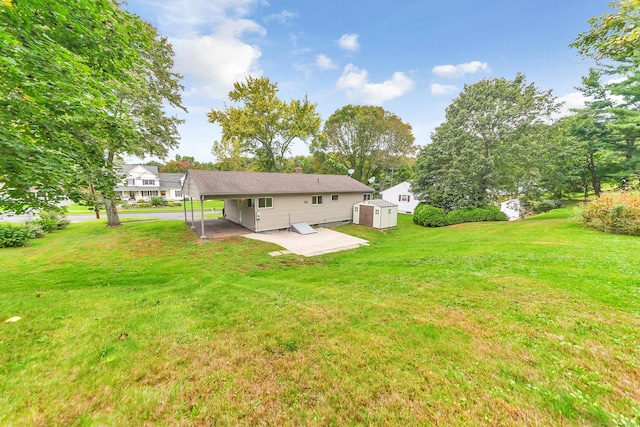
top-left (258, 197), bottom-right (273, 209)
top-left (331, 194), bottom-right (339, 201)
top-left (312, 195), bottom-right (323, 205)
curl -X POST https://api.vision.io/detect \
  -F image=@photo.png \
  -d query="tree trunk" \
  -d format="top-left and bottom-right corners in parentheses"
top-left (103, 149), bottom-right (120, 227)
top-left (587, 153), bottom-right (601, 197)
top-left (626, 137), bottom-right (635, 162)
top-left (104, 197), bottom-right (121, 227)
top-left (89, 182), bottom-right (100, 219)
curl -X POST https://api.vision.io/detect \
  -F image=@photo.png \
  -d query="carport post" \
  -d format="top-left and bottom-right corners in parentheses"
top-left (189, 197), bottom-right (195, 229)
top-left (200, 196), bottom-right (205, 239)
top-left (183, 195), bottom-right (187, 223)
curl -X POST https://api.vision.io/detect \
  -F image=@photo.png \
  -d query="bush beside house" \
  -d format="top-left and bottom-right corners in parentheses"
top-left (413, 204), bottom-right (507, 228)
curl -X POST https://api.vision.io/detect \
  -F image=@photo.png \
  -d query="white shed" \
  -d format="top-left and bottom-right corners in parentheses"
top-left (353, 200), bottom-right (398, 229)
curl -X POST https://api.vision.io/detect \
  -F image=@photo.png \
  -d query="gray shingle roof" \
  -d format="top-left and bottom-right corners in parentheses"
top-left (365, 199), bottom-right (397, 207)
top-left (187, 170), bottom-right (373, 197)
top-left (158, 173), bottom-right (184, 189)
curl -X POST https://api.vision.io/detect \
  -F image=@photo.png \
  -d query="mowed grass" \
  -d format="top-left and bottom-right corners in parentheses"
top-left (65, 200), bottom-right (224, 215)
top-left (0, 210), bottom-right (639, 426)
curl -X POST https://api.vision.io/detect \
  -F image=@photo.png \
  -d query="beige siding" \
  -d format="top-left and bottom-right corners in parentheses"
top-left (223, 198), bottom-right (256, 230)
top-left (255, 193), bottom-right (365, 232)
top-left (224, 199), bottom-right (239, 223)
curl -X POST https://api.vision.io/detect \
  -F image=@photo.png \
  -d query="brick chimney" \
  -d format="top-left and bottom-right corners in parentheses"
top-left (295, 166), bottom-right (303, 174)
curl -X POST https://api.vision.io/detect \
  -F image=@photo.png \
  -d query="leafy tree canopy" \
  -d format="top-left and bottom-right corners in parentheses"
top-left (0, 0), bottom-right (185, 223)
top-left (412, 74), bottom-right (559, 210)
top-left (310, 105), bottom-right (417, 184)
top-left (208, 76), bottom-right (321, 172)
top-left (571, 0), bottom-right (640, 61)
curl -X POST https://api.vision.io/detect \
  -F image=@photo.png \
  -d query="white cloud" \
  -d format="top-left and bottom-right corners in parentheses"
top-left (144, 0), bottom-right (260, 38)
top-left (336, 64), bottom-right (415, 104)
top-left (558, 92), bottom-right (587, 112)
top-left (432, 61), bottom-right (490, 79)
top-left (430, 83), bottom-right (459, 96)
top-left (172, 19), bottom-right (265, 99)
top-left (315, 54), bottom-right (337, 70)
top-left (140, 0), bottom-right (268, 100)
top-left (338, 33), bottom-right (360, 52)
top-left (264, 10), bottom-right (297, 24)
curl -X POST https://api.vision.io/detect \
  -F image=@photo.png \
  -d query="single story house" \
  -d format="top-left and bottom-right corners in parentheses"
top-left (182, 170), bottom-right (374, 235)
top-left (353, 199), bottom-right (398, 229)
top-left (114, 165), bottom-right (184, 202)
top-left (380, 181), bottom-right (420, 214)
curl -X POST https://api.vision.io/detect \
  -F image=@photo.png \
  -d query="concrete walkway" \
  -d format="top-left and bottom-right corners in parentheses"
top-left (244, 227), bottom-right (369, 257)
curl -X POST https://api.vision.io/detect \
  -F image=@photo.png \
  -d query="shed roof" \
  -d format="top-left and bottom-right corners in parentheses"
top-left (186, 170), bottom-right (373, 198)
top-left (358, 199), bottom-right (398, 208)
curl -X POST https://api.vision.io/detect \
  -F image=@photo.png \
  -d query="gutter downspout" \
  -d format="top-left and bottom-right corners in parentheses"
top-left (254, 197), bottom-right (258, 232)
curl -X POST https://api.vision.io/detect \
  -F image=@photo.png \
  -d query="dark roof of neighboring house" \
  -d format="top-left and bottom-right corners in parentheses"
top-left (158, 173), bottom-right (184, 189)
top-left (186, 170), bottom-right (373, 197)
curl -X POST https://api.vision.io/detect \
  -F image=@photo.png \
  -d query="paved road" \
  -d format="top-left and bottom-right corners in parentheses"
top-left (0, 212), bottom-right (189, 223)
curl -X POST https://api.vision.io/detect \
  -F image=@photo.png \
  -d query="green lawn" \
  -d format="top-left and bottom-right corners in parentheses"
top-left (1, 210), bottom-right (639, 425)
top-left (66, 199), bottom-right (224, 215)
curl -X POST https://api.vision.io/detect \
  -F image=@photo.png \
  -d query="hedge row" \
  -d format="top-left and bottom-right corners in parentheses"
top-left (0, 211), bottom-right (70, 248)
top-left (576, 192), bottom-right (640, 236)
top-left (413, 204), bottom-right (507, 228)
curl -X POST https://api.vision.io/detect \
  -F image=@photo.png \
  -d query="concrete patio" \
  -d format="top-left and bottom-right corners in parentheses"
top-left (187, 218), bottom-right (369, 256)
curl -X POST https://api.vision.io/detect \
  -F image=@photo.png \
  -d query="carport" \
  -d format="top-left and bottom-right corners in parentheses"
top-left (181, 169), bottom-right (373, 238)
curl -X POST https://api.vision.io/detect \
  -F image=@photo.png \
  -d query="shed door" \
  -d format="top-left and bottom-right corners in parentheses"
top-left (359, 205), bottom-right (374, 227)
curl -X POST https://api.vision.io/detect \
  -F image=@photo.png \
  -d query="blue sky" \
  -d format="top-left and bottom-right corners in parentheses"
top-left (123, 0), bottom-right (611, 163)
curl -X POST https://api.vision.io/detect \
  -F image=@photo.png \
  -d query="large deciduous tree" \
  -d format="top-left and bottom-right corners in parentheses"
top-left (0, 0), bottom-right (185, 226)
top-left (208, 76), bottom-right (321, 172)
top-left (571, 0), bottom-right (640, 61)
top-left (310, 105), bottom-right (417, 184)
top-left (412, 74), bottom-right (559, 210)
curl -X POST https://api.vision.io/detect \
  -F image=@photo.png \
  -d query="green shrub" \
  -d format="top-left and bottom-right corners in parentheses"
top-left (32, 218), bottom-right (58, 233)
top-left (39, 210), bottom-right (70, 230)
top-left (414, 204), bottom-right (507, 228)
top-left (0, 224), bottom-right (30, 248)
top-left (24, 221), bottom-right (47, 238)
top-left (476, 205), bottom-right (508, 222)
top-left (533, 200), bottom-right (562, 213)
top-left (445, 206), bottom-right (507, 225)
top-left (413, 204), bottom-right (448, 227)
top-left (135, 202), bottom-right (152, 208)
top-left (150, 196), bottom-right (168, 207)
top-left (576, 192), bottom-right (640, 235)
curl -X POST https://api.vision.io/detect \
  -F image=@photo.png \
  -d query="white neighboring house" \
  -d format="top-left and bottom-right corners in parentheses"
top-left (114, 165), bottom-right (184, 202)
top-left (500, 198), bottom-right (524, 220)
top-left (380, 181), bottom-right (420, 214)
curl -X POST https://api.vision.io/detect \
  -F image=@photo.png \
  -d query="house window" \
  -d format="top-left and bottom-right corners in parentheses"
top-left (399, 194), bottom-right (410, 202)
top-left (354, 206), bottom-right (359, 212)
top-left (258, 197), bottom-right (273, 208)
top-left (142, 179), bottom-right (156, 185)
top-left (248, 199), bottom-right (254, 208)
top-left (128, 179), bottom-right (135, 186)
top-left (363, 194), bottom-right (371, 201)
top-left (312, 195), bottom-right (323, 205)
top-left (331, 194), bottom-right (339, 201)
top-left (175, 191), bottom-right (182, 198)
top-left (141, 190), bottom-right (158, 197)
